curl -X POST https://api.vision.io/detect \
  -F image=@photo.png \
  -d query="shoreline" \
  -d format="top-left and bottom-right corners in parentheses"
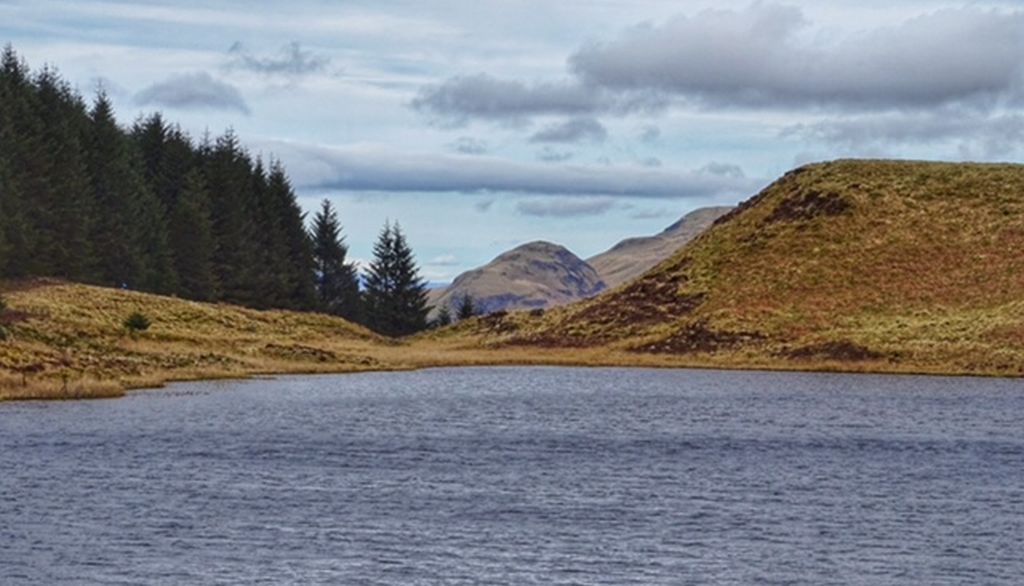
top-left (6, 345), bottom-right (1020, 403)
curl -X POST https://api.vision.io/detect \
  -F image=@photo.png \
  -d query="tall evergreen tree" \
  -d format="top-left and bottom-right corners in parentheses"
top-left (363, 221), bottom-right (429, 336)
top-left (32, 67), bottom-right (94, 280)
top-left (169, 169), bottom-right (218, 300)
top-left (85, 92), bottom-right (147, 287)
top-left (204, 130), bottom-right (258, 304)
top-left (310, 199), bottom-right (361, 322)
top-left (266, 161), bottom-right (318, 310)
top-left (455, 293), bottom-right (477, 320)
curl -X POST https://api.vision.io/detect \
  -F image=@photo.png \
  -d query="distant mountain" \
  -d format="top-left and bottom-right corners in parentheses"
top-left (588, 206), bottom-right (733, 288)
top-left (429, 241), bottom-right (605, 316)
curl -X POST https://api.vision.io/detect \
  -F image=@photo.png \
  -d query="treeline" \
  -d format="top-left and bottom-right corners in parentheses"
top-left (0, 46), bottom-right (429, 336)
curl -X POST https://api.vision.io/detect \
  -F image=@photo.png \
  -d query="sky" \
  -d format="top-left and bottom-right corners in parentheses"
top-left (2, 0), bottom-right (1023, 282)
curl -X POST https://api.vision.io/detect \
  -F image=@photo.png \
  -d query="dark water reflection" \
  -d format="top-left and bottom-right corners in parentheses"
top-left (2, 367), bottom-right (1022, 584)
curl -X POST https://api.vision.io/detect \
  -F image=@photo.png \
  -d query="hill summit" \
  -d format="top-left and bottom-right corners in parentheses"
top-left (430, 241), bottom-right (606, 315)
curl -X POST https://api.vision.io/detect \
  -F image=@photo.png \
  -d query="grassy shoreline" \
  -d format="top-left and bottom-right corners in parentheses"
top-left (1, 279), bottom-right (1021, 402)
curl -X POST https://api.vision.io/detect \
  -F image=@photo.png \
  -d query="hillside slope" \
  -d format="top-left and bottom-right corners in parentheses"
top-left (0, 280), bottom-right (389, 399)
top-left (430, 241), bottom-right (606, 315)
top-left (453, 160), bottom-right (1024, 376)
top-left (588, 206), bottom-right (733, 288)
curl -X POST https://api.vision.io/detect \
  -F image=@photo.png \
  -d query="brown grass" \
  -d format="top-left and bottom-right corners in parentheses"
top-left (4, 159), bottom-right (1024, 401)
top-left (446, 160), bottom-right (1024, 378)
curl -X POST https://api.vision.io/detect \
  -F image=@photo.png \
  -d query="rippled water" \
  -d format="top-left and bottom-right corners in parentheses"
top-left (1, 367), bottom-right (1023, 584)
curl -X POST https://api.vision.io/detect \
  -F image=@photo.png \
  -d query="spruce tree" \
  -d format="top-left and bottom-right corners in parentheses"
top-left (266, 161), bottom-right (318, 310)
top-left (204, 130), bottom-right (258, 304)
top-left (455, 293), bottom-right (477, 320)
top-left (363, 222), bottom-right (429, 336)
top-left (85, 92), bottom-right (147, 287)
top-left (310, 199), bottom-right (361, 322)
top-left (169, 170), bottom-right (218, 300)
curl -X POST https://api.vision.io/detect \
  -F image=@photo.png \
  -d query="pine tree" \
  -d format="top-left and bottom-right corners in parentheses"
top-left (310, 199), bottom-right (361, 321)
top-left (455, 293), bottom-right (477, 320)
top-left (203, 130), bottom-right (258, 304)
top-left (266, 161), bottom-right (318, 310)
top-left (85, 91), bottom-right (147, 287)
top-left (169, 169), bottom-right (218, 300)
top-left (32, 67), bottom-right (94, 281)
top-left (363, 222), bottom-right (429, 336)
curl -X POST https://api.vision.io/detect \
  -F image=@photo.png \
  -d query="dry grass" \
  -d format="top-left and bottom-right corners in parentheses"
top-left (4, 159), bottom-right (1024, 401)
top-left (0, 279), bottom-right (400, 400)
top-left (446, 160), bottom-right (1024, 378)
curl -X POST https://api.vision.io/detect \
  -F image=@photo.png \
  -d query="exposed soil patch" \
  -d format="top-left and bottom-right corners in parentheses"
top-left (573, 270), bottom-right (702, 330)
top-left (713, 166), bottom-right (810, 228)
top-left (766, 189), bottom-right (850, 224)
top-left (635, 322), bottom-right (763, 354)
top-left (0, 309), bottom-right (31, 326)
top-left (784, 340), bottom-right (888, 362)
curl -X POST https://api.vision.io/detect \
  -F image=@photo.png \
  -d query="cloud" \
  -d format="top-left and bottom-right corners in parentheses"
top-left (640, 157), bottom-right (662, 168)
top-left (698, 162), bottom-right (745, 178)
top-left (516, 197), bottom-right (615, 218)
top-left (783, 111), bottom-right (1024, 158)
top-left (263, 140), bottom-right (761, 199)
top-left (529, 117), bottom-right (607, 143)
top-left (411, 74), bottom-right (602, 124)
top-left (135, 72), bottom-right (250, 114)
top-left (474, 199), bottom-right (495, 212)
top-left (226, 41), bottom-right (330, 76)
top-left (427, 254), bottom-right (460, 266)
top-left (449, 136), bottom-right (488, 155)
top-left (413, 4), bottom-right (1024, 124)
top-left (569, 4), bottom-right (1024, 110)
top-left (536, 147), bottom-right (574, 163)
top-left (638, 125), bottom-right (661, 143)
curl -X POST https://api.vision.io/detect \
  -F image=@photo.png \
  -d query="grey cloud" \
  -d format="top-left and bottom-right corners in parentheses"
top-left (640, 157), bottom-right (662, 168)
top-left (638, 125), bottom-right (661, 143)
top-left (411, 73), bottom-right (665, 123)
top-left (135, 72), bottom-right (250, 114)
top-left (516, 197), bottom-right (615, 218)
top-left (449, 136), bottom-right (488, 155)
top-left (411, 74), bottom-right (602, 123)
top-left (784, 111), bottom-right (1024, 158)
top-left (227, 41), bottom-right (330, 76)
top-left (569, 5), bottom-right (1024, 110)
top-left (262, 140), bottom-right (760, 199)
top-left (536, 147), bottom-right (574, 163)
top-left (699, 162), bottom-right (745, 178)
top-left (529, 117), bottom-right (607, 143)
top-left (474, 199), bottom-right (495, 212)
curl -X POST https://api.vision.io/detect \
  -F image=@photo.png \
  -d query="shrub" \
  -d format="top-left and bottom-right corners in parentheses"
top-left (123, 311), bottom-right (151, 336)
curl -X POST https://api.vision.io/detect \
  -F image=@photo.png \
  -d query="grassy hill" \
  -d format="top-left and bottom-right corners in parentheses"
top-left (0, 280), bottom-right (392, 400)
top-left (445, 160), bottom-right (1024, 377)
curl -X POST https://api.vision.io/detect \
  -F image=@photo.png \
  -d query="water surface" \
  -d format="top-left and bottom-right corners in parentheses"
top-left (1, 367), bottom-right (1022, 584)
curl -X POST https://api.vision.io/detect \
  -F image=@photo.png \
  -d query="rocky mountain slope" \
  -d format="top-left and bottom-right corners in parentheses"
top-left (451, 160), bottom-right (1024, 376)
top-left (588, 206), bottom-right (733, 288)
top-left (429, 241), bottom-right (606, 315)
